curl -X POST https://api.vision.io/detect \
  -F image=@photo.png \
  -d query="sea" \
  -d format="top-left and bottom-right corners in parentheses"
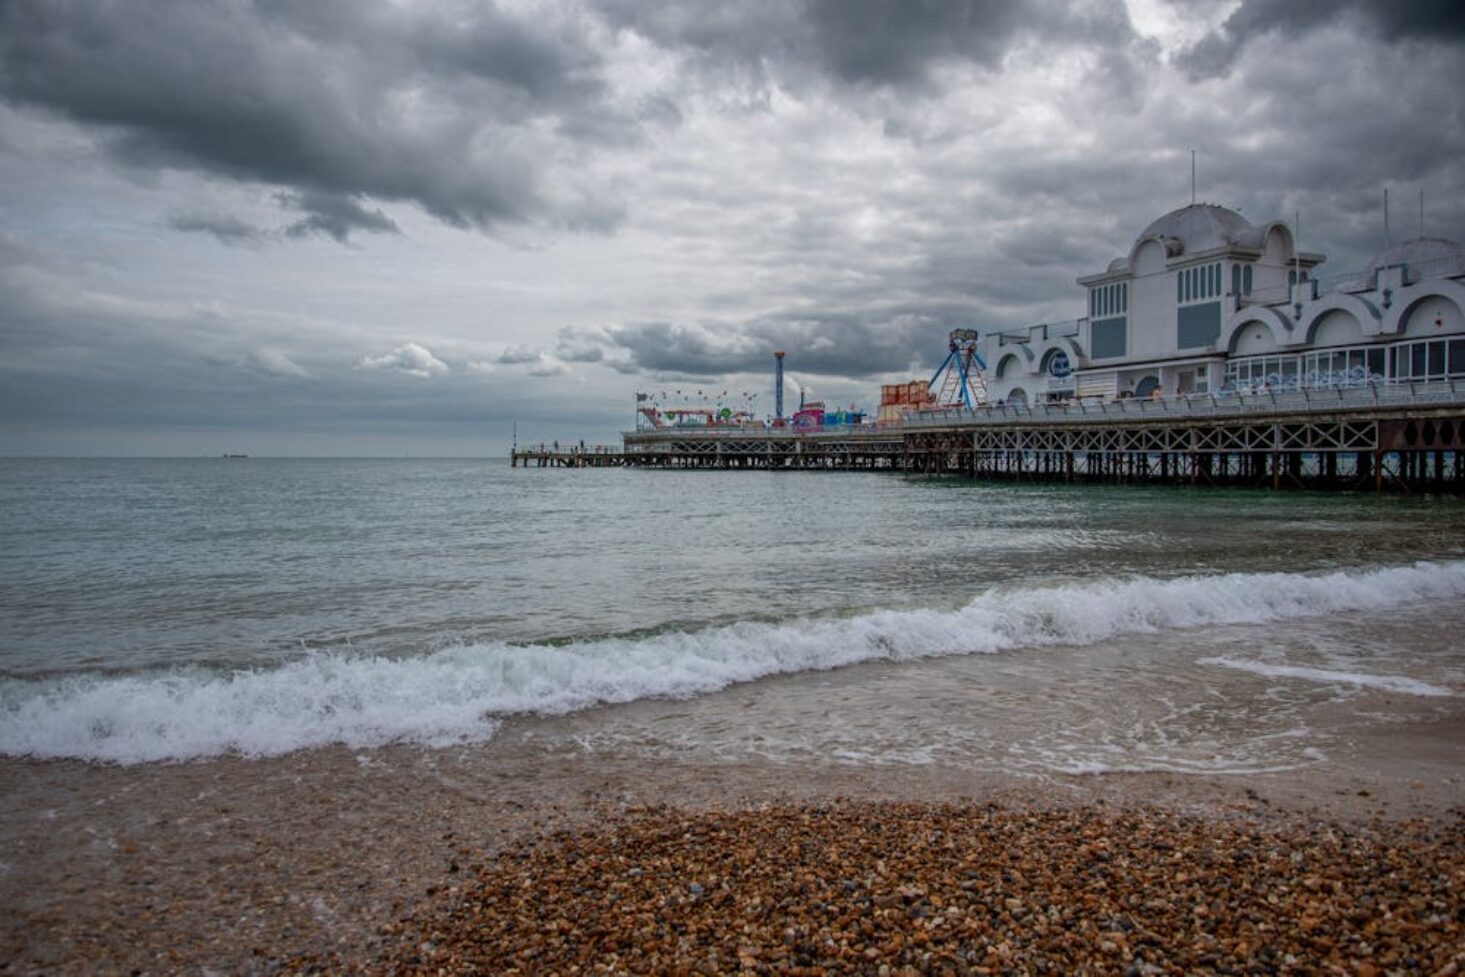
top-left (1, 457), bottom-right (1463, 784)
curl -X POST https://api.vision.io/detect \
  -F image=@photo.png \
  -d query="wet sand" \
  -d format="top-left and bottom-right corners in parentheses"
top-left (2, 709), bottom-right (1460, 976)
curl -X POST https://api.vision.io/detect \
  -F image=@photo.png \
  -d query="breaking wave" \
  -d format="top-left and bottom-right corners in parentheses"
top-left (3, 560), bottom-right (1462, 764)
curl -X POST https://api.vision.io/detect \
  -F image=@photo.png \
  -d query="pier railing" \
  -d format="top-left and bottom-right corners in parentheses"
top-left (623, 380), bottom-right (1465, 440)
top-left (901, 378), bottom-right (1465, 427)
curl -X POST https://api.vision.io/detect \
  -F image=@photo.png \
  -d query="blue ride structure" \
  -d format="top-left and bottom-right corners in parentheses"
top-left (928, 329), bottom-right (990, 409)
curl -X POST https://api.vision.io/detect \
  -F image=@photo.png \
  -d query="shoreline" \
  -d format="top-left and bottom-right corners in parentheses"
top-left (3, 725), bottom-right (1460, 975)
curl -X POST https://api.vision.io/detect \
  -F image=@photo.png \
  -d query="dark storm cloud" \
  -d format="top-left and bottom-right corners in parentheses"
top-left (1177, 0), bottom-right (1465, 79)
top-left (0, 0), bottom-right (621, 235)
top-left (603, 0), bottom-right (1136, 90)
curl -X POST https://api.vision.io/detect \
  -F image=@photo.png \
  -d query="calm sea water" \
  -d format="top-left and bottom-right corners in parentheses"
top-left (2, 458), bottom-right (1463, 770)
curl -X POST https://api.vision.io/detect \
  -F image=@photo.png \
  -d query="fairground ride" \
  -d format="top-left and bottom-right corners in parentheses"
top-left (927, 329), bottom-right (989, 409)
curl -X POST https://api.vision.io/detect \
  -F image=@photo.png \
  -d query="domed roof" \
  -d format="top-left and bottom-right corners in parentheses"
top-left (1134, 204), bottom-right (1253, 256)
top-left (1369, 236), bottom-right (1461, 271)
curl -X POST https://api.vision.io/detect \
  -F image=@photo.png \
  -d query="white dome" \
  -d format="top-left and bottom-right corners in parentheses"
top-left (1369, 236), bottom-right (1461, 271)
top-left (1134, 204), bottom-right (1253, 256)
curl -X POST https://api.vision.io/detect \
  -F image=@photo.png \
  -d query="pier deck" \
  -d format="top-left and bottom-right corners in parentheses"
top-left (516, 381), bottom-right (1465, 492)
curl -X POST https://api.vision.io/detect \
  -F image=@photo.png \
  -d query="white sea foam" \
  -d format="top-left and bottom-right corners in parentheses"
top-left (3, 560), bottom-right (1462, 763)
top-left (1198, 658), bottom-right (1453, 697)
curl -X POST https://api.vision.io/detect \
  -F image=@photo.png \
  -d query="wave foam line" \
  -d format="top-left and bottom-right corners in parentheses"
top-left (1198, 658), bottom-right (1453, 697)
top-left (3, 560), bottom-right (1463, 764)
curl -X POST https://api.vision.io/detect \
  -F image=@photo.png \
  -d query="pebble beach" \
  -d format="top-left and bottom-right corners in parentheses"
top-left (377, 802), bottom-right (1463, 977)
top-left (3, 737), bottom-right (1461, 976)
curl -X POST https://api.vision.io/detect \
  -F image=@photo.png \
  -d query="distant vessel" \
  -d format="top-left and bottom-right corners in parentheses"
top-left (222, 453), bottom-right (249, 458)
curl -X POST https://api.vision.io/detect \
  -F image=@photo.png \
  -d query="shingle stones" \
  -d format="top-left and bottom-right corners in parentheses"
top-left (372, 803), bottom-right (1462, 975)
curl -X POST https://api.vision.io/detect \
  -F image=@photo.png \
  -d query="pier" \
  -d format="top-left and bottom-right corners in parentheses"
top-left (516, 381), bottom-right (1465, 493)
top-left (511, 444), bottom-right (629, 468)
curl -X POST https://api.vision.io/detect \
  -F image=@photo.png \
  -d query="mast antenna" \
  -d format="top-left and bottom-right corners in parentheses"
top-left (1384, 187), bottom-right (1391, 245)
top-left (1294, 210), bottom-right (1301, 297)
top-left (1190, 149), bottom-right (1196, 206)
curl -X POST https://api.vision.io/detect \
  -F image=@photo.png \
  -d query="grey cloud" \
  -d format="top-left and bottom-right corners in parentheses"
top-left (168, 212), bottom-right (268, 247)
top-left (245, 347), bottom-right (312, 379)
top-left (606, 322), bottom-right (763, 375)
top-left (493, 343), bottom-right (574, 375)
top-left (0, 265), bottom-right (602, 452)
top-left (280, 191), bottom-right (399, 242)
top-left (603, 0), bottom-right (1137, 91)
top-left (607, 308), bottom-right (961, 380)
top-left (1176, 0), bottom-right (1465, 79)
top-left (497, 345), bottom-right (541, 365)
top-left (0, 0), bottom-right (624, 236)
top-left (552, 327), bottom-right (609, 363)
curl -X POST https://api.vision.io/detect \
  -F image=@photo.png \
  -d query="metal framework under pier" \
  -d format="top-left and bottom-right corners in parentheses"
top-left (901, 414), bottom-right (1464, 492)
top-left (522, 382), bottom-right (1465, 493)
top-left (620, 432), bottom-right (906, 470)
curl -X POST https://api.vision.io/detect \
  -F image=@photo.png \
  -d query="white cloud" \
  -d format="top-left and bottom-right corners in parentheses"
top-left (246, 347), bottom-right (311, 378)
top-left (357, 342), bottom-right (449, 377)
top-left (528, 357), bottom-right (571, 377)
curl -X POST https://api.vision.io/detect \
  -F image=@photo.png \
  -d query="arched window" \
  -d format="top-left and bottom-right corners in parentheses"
top-left (1243, 265), bottom-right (1253, 295)
top-left (1231, 264), bottom-right (1240, 295)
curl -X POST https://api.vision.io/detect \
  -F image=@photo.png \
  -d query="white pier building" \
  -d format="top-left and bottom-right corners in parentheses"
top-left (981, 204), bottom-right (1465, 407)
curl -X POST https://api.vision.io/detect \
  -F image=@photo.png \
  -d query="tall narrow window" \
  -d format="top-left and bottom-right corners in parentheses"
top-left (1232, 264), bottom-right (1240, 295)
top-left (1242, 265), bottom-right (1253, 295)
top-left (1177, 274), bottom-right (1183, 303)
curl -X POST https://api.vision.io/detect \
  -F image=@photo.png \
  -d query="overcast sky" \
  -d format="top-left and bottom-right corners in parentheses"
top-left (2, 0), bottom-right (1463, 456)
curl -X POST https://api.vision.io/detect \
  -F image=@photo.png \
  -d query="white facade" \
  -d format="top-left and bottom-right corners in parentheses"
top-left (981, 204), bottom-right (1465, 407)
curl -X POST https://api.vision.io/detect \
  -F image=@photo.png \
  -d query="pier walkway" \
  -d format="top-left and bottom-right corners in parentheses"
top-left (517, 381), bottom-right (1465, 492)
top-left (511, 444), bottom-right (629, 468)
